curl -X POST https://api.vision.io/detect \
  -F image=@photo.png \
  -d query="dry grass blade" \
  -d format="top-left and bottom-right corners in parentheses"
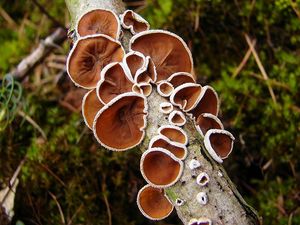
top-left (48, 192), bottom-right (66, 225)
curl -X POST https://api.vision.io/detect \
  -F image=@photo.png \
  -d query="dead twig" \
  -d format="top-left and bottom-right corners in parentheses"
top-left (48, 192), bottom-right (66, 225)
top-left (39, 163), bottom-right (66, 188)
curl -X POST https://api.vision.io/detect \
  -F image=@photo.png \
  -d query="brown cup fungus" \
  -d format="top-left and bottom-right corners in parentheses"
top-left (204, 129), bottom-right (235, 163)
top-left (140, 148), bottom-right (183, 187)
top-left (170, 83), bottom-right (202, 112)
top-left (123, 51), bottom-right (146, 81)
top-left (149, 135), bottom-right (187, 160)
top-left (77, 9), bottom-right (121, 39)
top-left (121, 10), bottom-right (150, 35)
top-left (168, 110), bottom-right (186, 127)
top-left (82, 89), bottom-right (104, 129)
top-left (167, 72), bottom-right (195, 88)
top-left (157, 81), bottom-right (174, 97)
top-left (97, 62), bottom-right (134, 104)
top-left (196, 113), bottom-right (224, 137)
top-left (137, 184), bottom-right (173, 220)
top-left (93, 93), bottom-right (147, 151)
top-left (196, 172), bottom-right (210, 186)
top-left (130, 30), bottom-right (193, 82)
top-left (67, 34), bottom-right (125, 89)
top-left (159, 102), bottom-right (173, 114)
top-left (132, 82), bottom-right (152, 97)
top-left (135, 56), bottom-right (157, 83)
top-left (158, 125), bottom-right (188, 145)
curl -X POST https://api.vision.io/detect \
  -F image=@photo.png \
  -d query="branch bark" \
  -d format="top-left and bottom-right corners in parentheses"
top-left (65, 0), bottom-right (261, 224)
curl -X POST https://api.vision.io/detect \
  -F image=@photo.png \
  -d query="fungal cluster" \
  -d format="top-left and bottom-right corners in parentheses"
top-left (66, 8), bottom-right (235, 223)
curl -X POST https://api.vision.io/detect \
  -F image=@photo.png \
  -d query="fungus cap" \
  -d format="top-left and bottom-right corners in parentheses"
top-left (132, 82), bottom-right (152, 97)
top-left (188, 159), bottom-right (201, 170)
top-left (121, 10), bottom-right (150, 35)
top-left (188, 218), bottom-right (212, 225)
top-left (168, 110), bottom-right (186, 127)
top-left (93, 93), bottom-right (147, 151)
top-left (204, 129), bottom-right (235, 163)
top-left (157, 81), bottom-right (174, 97)
top-left (140, 148), bottom-right (183, 188)
top-left (82, 89), bottom-right (104, 129)
top-left (149, 135), bottom-right (187, 160)
top-left (130, 30), bottom-right (193, 82)
top-left (196, 192), bottom-right (208, 205)
top-left (158, 125), bottom-right (188, 145)
top-left (123, 51), bottom-right (146, 82)
top-left (135, 56), bottom-right (157, 83)
top-left (137, 184), bottom-right (173, 220)
top-left (195, 113), bottom-right (224, 137)
top-left (159, 102), bottom-right (173, 114)
top-left (170, 83), bottom-right (202, 112)
top-left (67, 34), bottom-right (125, 89)
top-left (167, 72), bottom-right (195, 88)
top-left (77, 9), bottom-right (121, 39)
top-left (196, 172), bottom-right (210, 186)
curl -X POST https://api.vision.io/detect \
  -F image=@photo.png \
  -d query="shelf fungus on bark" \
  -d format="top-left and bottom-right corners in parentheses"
top-left (149, 135), bottom-right (187, 160)
top-left (196, 172), bottom-right (210, 186)
top-left (188, 218), bottom-right (212, 225)
top-left (132, 82), bottom-right (152, 97)
top-left (158, 125), bottom-right (188, 145)
top-left (168, 110), bottom-right (186, 127)
top-left (137, 184), bottom-right (174, 220)
top-left (93, 93), bottom-right (147, 151)
top-left (120, 10), bottom-right (150, 35)
top-left (167, 72), bottom-right (196, 88)
top-left (195, 113), bottom-right (224, 137)
top-left (67, 34), bottom-right (125, 89)
top-left (189, 85), bottom-right (219, 119)
top-left (77, 9), bottom-right (121, 39)
top-left (204, 129), bottom-right (235, 163)
top-left (97, 62), bottom-right (134, 104)
top-left (170, 83), bottom-right (202, 112)
top-left (157, 81), bottom-right (174, 97)
top-left (129, 30), bottom-right (193, 82)
top-left (159, 102), bottom-right (173, 114)
top-left (82, 89), bottom-right (104, 129)
top-left (140, 148), bottom-right (183, 188)
top-left (196, 192), bottom-right (208, 205)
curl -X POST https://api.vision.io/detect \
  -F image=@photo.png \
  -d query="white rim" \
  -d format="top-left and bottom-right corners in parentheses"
top-left (167, 72), bottom-right (195, 87)
top-left (168, 110), bottom-right (186, 127)
top-left (82, 89), bottom-right (96, 129)
top-left (157, 125), bottom-right (188, 145)
top-left (120, 10), bottom-right (150, 35)
top-left (135, 56), bottom-right (157, 84)
top-left (188, 159), bottom-right (201, 170)
top-left (122, 51), bottom-right (146, 82)
top-left (157, 81), bottom-right (174, 97)
top-left (195, 113), bottom-right (224, 137)
top-left (196, 172), bottom-right (210, 186)
top-left (159, 102), bottom-right (173, 114)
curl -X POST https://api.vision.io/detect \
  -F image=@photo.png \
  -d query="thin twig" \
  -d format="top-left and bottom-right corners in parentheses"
top-left (232, 39), bottom-right (256, 78)
top-left (49, 192), bottom-right (66, 225)
top-left (39, 163), bottom-right (66, 188)
top-left (101, 175), bottom-right (112, 225)
top-left (245, 34), bottom-right (277, 104)
top-left (67, 204), bottom-right (83, 225)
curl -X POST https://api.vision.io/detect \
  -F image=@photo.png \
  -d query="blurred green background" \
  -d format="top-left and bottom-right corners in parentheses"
top-left (0, 0), bottom-right (299, 224)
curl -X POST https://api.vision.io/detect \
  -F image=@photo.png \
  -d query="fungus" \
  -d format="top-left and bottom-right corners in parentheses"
top-left (135, 56), bottom-right (157, 83)
top-left (132, 82), bottom-right (152, 97)
top-left (157, 81), bottom-right (174, 97)
top-left (189, 159), bottom-right (201, 170)
top-left (189, 86), bottom-right (219, 119)
top-left (123, 51), bottom-right (145, 81)
top-left (196, 172), bottom-right (210, 186)
top-left (137, 184), bottom-right (173, 220)
top-left (158, 125), bottom-right (188, 145)
top-left (168, 110), bottom-right (186, 127)
top-left (93, 93), bottom-right (147, 151)
top-left (159, 102), bottom-right (173, 114)
top-left (175, 198), bottom-right (185, 206)
top-left (130, 30), bottom-right (193, 82)
top-left (195, 113), bottom-right (224, 137)
top-left (121, 10), bottom-right (150, 35)
top-left (67, 34), bottom-right (125, 89)
top-left (167, 72), bottom-right (195, 88)
top-left (196, 192), bottom-right (208, 205)
top-left (204, 129), bottom-right (235, 163)
top-left (82, 89), bottom-right (104, 129)
top-left (77, 9), bottom-right (121, 39)
top-left (170, 83), bottom-right (202, 111)
top-left (140, 148), bottom-right (183, 187)
top-left (149, 135), bottom-right (187, 160)
top-left (97, 62), bottom-right (134, 104)
top-left (188, 218), bottom-right (212, 225)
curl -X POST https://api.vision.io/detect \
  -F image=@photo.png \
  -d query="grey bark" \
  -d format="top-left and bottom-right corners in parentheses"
top-left (65, 0), bottom-right (261, 224)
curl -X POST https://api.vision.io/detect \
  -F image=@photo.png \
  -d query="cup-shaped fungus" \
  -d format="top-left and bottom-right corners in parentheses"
top-left (137, 184), bottom-right (173, 220)
top-left (188, 218), bottom-right (212, 225)
top-left (149, 135), bottom-right (187, 160)
top-left (195, 113), bottom-right (224, 137)
top-left (196, 172), bottom-right (210, 186)
top-left (77, 9), bottom-right (121, 39)
top-left (97, 62), bottom-right (134, 104)
top-left (196, 192), bottom-right (208, 205)
top-left (168, 110), bottom-right (186, 127)
top-left (132, 82), bottom-right (152, 97)
top-left (82, 89), bottom-right (104, 129)
top-left (93, 93), bottom-right (147, 151)
top-left (123, 51), bottom-right (146, 80)
top-left (157, 81), bottom-right (174, 97)
top-left (130, 30), bottom-right (193, 82)
top-left (189, 159), bottom-right (201, 170)
top-left (158, 125), bottom-right (188, 145)
top-left (121, 10), bottom-right (150, 35)
top-left (204, 129), bottom-right (235, 163)
top-left (167, 72), bottom-right (195, 88)
top-left (140, 148), bottom-right (183, 187)
top-left (135, 57), bottom-right (157, 83)
top-left (189, 86), bottom-right (219, 119)
top-left (159, 102), bottom-right (173, 114)
top-left (67, 34), bottom-right (125, 89)
top-left (170, 83), bottom-right (202, 112)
